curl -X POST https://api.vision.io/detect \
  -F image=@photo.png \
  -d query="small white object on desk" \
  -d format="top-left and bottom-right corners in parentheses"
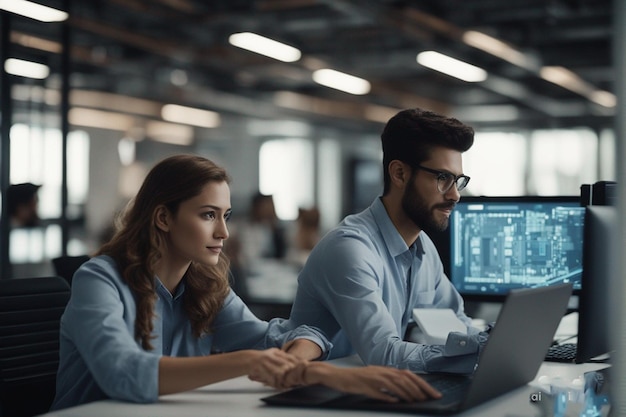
top-left (412, 308), bottom-right (467, 345)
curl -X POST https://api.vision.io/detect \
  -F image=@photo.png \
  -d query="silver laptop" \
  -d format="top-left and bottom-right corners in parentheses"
top-left (262, 283), bottom-right (573, 414)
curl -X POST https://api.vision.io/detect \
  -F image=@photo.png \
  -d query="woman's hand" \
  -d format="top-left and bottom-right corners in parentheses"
top-left (295, 362), bottom-right (442, 403)
top-left (246, 348), bottom-right (304, 388)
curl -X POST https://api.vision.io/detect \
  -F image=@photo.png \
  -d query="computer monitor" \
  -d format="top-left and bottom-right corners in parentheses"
top-left (447, 196), bottom-right (584, 302)
top-left (576, 205), bottom-right (615, 362)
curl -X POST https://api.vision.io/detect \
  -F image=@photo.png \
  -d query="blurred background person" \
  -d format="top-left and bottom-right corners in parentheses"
top-left (288, 207), bottom-right (321, 268)
top-left (226, 193), bottom-right (287, 272)
top-left (245, 192), bottom-right (287, 261)
top-left (225, 192), bottom-right (289, 303)
top-left (6, 182), bottom-right (41, 228)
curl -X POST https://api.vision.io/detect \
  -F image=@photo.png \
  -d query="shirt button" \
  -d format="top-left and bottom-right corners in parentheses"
top-left (459, 340), bottom-right (466, 347)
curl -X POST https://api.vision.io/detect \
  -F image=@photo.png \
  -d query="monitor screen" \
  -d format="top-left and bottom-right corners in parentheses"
top-left (448, 196), bottom-right (584, 300)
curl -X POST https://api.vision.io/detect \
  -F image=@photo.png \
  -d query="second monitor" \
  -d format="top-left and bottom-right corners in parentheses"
top-left (448, 196), bottom-right (585, 301)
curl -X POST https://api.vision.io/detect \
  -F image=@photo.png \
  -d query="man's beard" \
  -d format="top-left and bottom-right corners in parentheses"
top-left (401, 183), bottom-right (454, 234)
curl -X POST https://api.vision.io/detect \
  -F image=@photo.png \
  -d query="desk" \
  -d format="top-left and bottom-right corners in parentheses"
top-left (40, 357), bottom-right (609, 417)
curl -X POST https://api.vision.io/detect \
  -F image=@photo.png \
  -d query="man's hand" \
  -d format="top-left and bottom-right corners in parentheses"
top-left (246, 348), bottom-right (302, 388)
top-left (301, 363), bottom-right (442, 403)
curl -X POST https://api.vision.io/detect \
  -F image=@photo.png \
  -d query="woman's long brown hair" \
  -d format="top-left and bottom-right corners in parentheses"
top-left (97, 154), bottom-right (231, 350)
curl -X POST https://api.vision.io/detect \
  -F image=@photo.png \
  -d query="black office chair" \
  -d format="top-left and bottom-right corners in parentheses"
top-left (51, 255), bottom-right (90, 286)
top-left (0, 276), bottom-right (71, 417)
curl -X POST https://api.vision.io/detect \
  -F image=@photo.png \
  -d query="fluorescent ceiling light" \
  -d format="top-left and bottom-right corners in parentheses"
top-left (312, 69), bottom-right (371, 95)
top-left (69, 108), bottom-right (135, 131)
top-left (11, 32), bottom-right (62, 53)
top-left (4, 58), bottom-right (49, 79)
top-left (539, 66), bottom-right (584, 88)
top-left (462, 30), bottom-right (533, 70)
top-left (161, 104), bottom-right (221, 128)
top-left (146, 121), bottom-right (193, 146)
top-left (540, 66), bottom-right (616, 108)
top-left (364, 104), bottom-right (402, 124)
top-left (71, 90), bottom-right (160, 117)
top-left (0, 0), bottom-right (68, 22)
top-left (589, 91), bottom-right (617, 108)
top-left (417, 51), bottom-right (487, 83)
top-left (228, 32), bottom-right (301, 63)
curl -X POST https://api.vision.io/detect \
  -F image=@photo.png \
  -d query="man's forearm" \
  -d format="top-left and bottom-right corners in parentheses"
top-left (282, 338), bottom-right (323, 360)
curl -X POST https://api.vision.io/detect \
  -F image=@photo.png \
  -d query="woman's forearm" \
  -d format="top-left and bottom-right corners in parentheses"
top-left (158, 347), bottom-right (304, 396)
top-left (158, 350), bottom-right (256, 395)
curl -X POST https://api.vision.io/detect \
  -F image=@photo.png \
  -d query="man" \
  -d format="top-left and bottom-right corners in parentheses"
top-left (285, 108), bottom-right (486, 374)
top-left (6, 182), bottom-right (41, 228)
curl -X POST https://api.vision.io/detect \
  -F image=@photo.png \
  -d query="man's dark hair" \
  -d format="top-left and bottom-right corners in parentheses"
top-left (6, 183), bottom-right (40, 217)
top-left (381, 108), bottom-right (474, 194)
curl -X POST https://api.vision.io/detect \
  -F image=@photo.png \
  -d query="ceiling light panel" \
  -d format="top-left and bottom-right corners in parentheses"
top-left (0, 0), bottom-right (68, 22)
top-left (417, 51), bottom-right (487, 83)
top-left (312, 69), bottom-right (371, 95)
top-left (4, 58), bottom-right (49, 79)
top-left (228, 32), bottom-right (301, 63)
top-left (161, 104), bottom-right (221, 128)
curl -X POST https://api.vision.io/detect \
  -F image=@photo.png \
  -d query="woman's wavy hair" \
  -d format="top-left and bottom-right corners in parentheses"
top-left (97, 154), bottom-right (232, 350)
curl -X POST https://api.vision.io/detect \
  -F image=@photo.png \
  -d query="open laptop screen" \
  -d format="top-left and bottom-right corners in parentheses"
top-left (448, 196), bottom-right (584, 301)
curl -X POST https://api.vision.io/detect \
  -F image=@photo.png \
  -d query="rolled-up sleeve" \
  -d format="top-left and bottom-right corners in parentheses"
top-left (418, 331), bottom-right (489, 374)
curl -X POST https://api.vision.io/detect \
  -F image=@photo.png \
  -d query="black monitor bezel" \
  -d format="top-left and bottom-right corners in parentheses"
top-left (576, 205), bottom-right (615, 362)
top-left (445, 195), bottom-right (583, 302)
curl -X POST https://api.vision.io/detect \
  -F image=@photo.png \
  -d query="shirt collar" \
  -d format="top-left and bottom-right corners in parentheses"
top-left (370, 197), bottom-right (426, 258)
top-left (155, 276), bottom-right (186, 300)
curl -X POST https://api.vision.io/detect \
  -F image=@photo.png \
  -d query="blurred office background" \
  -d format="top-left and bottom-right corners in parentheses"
top-left (1, 0), bottom-right (625, 412)
top-left (1, 0), bottom-right (619, 278)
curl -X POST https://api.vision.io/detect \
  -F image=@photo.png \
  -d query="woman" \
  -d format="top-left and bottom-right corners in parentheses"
top-left (51, 154), bottom-right (440, 410)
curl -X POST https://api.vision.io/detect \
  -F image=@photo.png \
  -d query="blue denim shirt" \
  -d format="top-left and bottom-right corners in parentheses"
top-left (285, 197), bottom-right (486, 373)
top-left (51, 255), bottom-right (330, 410)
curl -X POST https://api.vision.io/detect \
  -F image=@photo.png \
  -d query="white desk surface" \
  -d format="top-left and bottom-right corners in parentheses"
top-left (40, 356), bottom-right (609, 417)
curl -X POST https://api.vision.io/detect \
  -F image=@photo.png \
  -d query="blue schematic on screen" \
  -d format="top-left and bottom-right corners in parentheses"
top-left (449, 198), bottom-right (585, 296)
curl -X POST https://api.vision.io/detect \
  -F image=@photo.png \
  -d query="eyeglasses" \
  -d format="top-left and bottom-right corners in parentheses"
top-left (414, 164), bottom-right (470, 193)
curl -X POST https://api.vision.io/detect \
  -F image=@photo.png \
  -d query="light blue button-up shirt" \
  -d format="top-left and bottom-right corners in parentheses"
top-left (285, 197), bottom-right (486, 373)
top-left (51, 255), bottom-right (330, 410)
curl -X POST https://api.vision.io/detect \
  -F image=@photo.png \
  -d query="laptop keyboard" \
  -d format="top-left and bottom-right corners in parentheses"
top-left (545, 343), bottom-right (577, 362)
top-left (422, 374), bottom-right (471, 396)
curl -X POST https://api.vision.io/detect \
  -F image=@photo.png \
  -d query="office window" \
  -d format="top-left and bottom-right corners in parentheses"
top-left (317, 139), bottom-right (342, 231)
top-left (462, 132), bottom-right (527, 196)
top-left (11, 123), bottom-right (62, 218)
top-left (528, 129), bottom-right (598, 195)
top-left (462, 129), bottom-right (601, 196)
top-left (259, 138), bottom-right (314, 220)
top-left (598, 129), bottom-right (616, 180)
top-left (67, 130), bottom-right (90, 206)
top-left (9, 124), bottom-right (90, 263)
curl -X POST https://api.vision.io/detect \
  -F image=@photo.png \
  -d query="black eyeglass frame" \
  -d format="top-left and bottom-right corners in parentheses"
top-left (413, 164), bottom-right (471, 193)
